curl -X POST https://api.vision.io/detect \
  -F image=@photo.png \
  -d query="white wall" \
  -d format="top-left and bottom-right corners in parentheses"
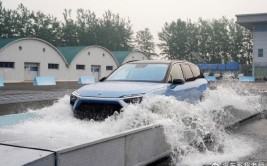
top-left (253, 31), bottom-right (267, 64)
top-left (0, 39), bottom-right (67, 82)
top-left (122, 52), bottom-right (149, 64)
top-left (68, 46), bottom-right (118, 81)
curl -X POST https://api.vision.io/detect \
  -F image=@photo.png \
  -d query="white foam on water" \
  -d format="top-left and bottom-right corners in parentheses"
top-left (0, 84), bottom-right (263, 165)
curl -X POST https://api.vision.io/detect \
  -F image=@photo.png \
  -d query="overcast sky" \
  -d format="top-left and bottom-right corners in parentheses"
top-left (1, 0), bottom-right (267, 39)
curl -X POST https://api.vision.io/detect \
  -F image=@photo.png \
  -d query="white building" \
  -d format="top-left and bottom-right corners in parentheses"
top-left (0, 38), bottom-right (68, 82)
top-left (57, 46), bottom-right (119, 81)
top-left (0, 38), bottom-right (150, 82)
top-left (236, 13), bottom-right (267, 79)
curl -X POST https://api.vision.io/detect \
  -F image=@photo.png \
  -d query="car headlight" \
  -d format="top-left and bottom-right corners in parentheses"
top-left (70, 91), bottom-right (79, 105)
top-left (121, 94), bottom-right (144, 104)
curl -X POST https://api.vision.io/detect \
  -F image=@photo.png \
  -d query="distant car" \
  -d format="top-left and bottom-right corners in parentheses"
top-left (70, 60), bottom-right (208, 120)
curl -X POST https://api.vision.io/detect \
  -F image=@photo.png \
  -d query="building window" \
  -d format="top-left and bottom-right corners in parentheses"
top-left (76, 64), bottom-right (85, 70)
top-left (91, 65), bottom-right (100, 72)
top-left (30, 67), bottom-right (38, 71)
top-left (48, 63), bottom-right (59, 69)
top-left (106, 66), bottom-right (113, 71)
top-left (258, 49), bottom-right (263, 57)
top-left (0, 62), bottom-right (15, 68)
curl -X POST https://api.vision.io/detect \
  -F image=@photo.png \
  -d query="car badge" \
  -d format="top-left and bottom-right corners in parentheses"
top-left (98, 92), bottom-right (102, 96)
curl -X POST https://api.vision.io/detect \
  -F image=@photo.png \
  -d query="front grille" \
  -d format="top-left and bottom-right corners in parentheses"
top-left (75, 102), bottom-right (122, 120)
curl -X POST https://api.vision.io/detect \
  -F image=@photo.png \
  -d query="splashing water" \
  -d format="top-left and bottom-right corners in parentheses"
top-left (141, 86), bottom-right (262, 165)
top-left (0, 84), bottom-right (263, 165)
top-left (123, 84), bottom-right (262, 165)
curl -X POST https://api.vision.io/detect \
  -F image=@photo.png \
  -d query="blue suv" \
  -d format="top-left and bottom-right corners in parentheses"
top-left (70, 60), bottom-right (208, 120)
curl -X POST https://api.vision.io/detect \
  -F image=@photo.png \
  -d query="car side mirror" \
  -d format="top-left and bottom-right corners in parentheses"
top-left (172, 78), bottom-right (185, 85)
top-left (99, 77), bottom-right (106, 82)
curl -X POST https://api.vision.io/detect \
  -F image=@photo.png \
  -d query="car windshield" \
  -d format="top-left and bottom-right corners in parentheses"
top-left (106, 63), bottom-right (169, 82)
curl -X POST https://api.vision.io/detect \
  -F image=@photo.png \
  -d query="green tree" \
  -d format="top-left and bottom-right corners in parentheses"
top-left (228, 19), bottom-right (252, 64)
top-left (60, 9), bottom-right (78, 46)
top-left (0, 2), bottom-right (135, 50)
top-left (15, 4), bottom-right (35, 37)
top-left (197, 18), bottom-right (213, 63)
top-left (0, 6), bottom-right (18, 38)
top-left (242, 29), bottom-right (253, 64)
top-left (209, 17), bottom-right (230, 63)
top-left (0, 1), bottom-right (7, 38)
top-left (97, 10), bottom-right (133, 50)
top-left (158, 17), bottom-right (253, 64)
top-left (0, 1), bottom-right (252, 62)
top-left (30, 11), bottom-right (62, 45)
top-left (0, 2), bottom-right (62, 45)
top-left (76, 9), bottom-right (98, 45)
top-left (184, 20), bottom-right (199, 63)
top-left (134, 28), bottom-right (155, 56)
top-left (158, 19), bottom-right (193, 61)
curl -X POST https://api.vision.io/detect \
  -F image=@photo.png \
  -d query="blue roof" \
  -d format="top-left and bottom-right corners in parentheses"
top-left (57, 46), bottom-right (87, 65)
top-left (0, 38), bottom-right (19, 50)
top-left (111, 51), bottom-right (131, 65)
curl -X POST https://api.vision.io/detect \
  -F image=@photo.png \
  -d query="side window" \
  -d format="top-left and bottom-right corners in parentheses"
top-left (168, 64), bottom-right (184, 83)
top-left (181, 64), bottom-right (194, 81)
top-left (190, 65), bottom-right (204, 79)
top-left (258, 49), bottom-right (263, 57)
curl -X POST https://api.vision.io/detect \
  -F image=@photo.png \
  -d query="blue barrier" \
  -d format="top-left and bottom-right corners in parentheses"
top-left (205, 76), bottom-right (216, 82)
top-left (218, 64), bottom-right (226, 70)
top-left (0, 112), bottom-right (37, 128)
top-left (78, 76), bottom-right (95, 84)
top-left (239, 76), bottom-right (255, 82)
top-left (0, 76), bottom-right (3, 87)
top-left (33, 76), bottom-right (56, 86)
top-left (226, 62), bottom-right (239, 71)
top-left (199, 62), bottom-right (239, 71)
top-left (209, 64), bottom-right (218, 71)
top-left (200, 64), bottom-right (209, 70)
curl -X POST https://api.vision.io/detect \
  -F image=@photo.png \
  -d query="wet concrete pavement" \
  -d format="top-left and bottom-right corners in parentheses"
top-left (233, 116), bottom-right (267, 161)
top-left (0, 82), bottom-right (83, 115)
top-left (0, 81), bottom-right (82, 93)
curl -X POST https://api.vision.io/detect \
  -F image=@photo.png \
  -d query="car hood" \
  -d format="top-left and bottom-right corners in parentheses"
top-left (76, 81), bottom-right (166, 98)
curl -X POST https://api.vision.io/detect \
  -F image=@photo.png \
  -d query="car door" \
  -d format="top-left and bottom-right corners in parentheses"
top-left (190, 64), bottom-right (208, 96)
top-left (181, 64), bottom-right (207, 101)
top-left (166, 63), bottom-right (189, 100)
top-left (180, 63), bottom-right (200, 101)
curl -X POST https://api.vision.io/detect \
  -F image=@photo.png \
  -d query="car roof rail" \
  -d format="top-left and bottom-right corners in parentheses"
top-left (125, 60), bottom-right (140, 63)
